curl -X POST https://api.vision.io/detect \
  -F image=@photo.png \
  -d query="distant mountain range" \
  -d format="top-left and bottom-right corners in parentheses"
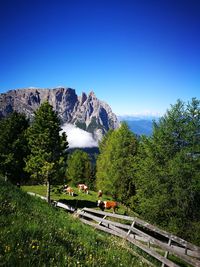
top-left (0, 87), bottom-right (161, 145)
top-left (118, 115), bottom-right (160, 136)
top-left (0, 87), bottom-right (119, 142)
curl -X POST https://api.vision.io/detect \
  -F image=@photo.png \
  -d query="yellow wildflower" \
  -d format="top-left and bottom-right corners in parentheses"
top-left (5, 245), bottom-right (11, 252)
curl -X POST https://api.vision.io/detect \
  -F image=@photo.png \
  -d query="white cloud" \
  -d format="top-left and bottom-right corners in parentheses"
top-left (61, 123), bottom-right (98, 148)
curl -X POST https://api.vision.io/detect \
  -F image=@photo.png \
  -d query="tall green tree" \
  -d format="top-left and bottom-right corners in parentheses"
top-left (96, 122), bottom-right (138, 204)
top-left (0, 112), bottom-right (29, 184)
top-left (135, 98), bottom-right (200, 240)
top-left (66, 149), bottom-right (92, 187)
top-left (25, 102), bottom-right (68, 203)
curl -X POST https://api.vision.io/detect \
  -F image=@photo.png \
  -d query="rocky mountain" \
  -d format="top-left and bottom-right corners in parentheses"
top-left (0, 87), bottom-right (119, 140)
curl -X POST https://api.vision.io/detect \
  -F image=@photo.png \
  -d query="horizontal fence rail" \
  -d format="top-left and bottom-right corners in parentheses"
top-left (27, 192), bottom-right (76, 212)
top-left (77, 208), bottom-right (200, 267)
top-left (27, 192), bottom-right (200, 267)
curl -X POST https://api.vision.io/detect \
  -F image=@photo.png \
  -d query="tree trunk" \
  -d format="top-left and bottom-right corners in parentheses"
top-left (46, 180), bottom-right (51, 204)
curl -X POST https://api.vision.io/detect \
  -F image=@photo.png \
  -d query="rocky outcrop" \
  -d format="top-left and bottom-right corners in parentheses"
top-left (0, 87), bottom-right (120, 140)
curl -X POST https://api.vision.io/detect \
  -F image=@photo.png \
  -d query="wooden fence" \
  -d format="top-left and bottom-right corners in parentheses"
top-left (27, 192), bottom-right (76, 212)
top-left (77, 208), bottom-right (200, 267)
top-left (27, 192), bottom-right (200, 267)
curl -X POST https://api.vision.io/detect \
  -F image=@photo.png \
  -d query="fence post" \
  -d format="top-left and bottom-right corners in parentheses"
top-left (99, 215), bottom-right (107, 226)
top-left (161, 238), bottom-right (171, 267)
top-left (126, 221), bottom-right (135, 239)
top-left (184, 246), bottom-right (188, 255)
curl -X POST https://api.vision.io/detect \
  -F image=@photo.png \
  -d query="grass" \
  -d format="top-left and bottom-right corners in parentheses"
top-left (22, 184), bottom-right (137, 216)
top-left (20, 185), bottom-right (194, 267)
top-left (0, 178), bottom-right (151, 267)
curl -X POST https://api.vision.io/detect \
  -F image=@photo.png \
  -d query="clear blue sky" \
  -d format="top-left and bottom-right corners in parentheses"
top-left (0, 0), bottom-right (199, 115)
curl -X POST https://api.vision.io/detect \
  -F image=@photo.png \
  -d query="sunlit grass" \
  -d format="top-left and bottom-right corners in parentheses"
top-left (0, 178), bottom-right (150, 266)
top-left (22, 184), bottom-right (137, 216)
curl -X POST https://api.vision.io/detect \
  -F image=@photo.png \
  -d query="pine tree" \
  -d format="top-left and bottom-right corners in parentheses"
top-left (66, 149), bottom-right (92, 187)
top-left (96, 122), bottom-right (138, 204)
top-left (135, 98), bottom-right (200, 240)
top-left (25, 102), bottom-right (68, 203)
top-left (0, 112), bottom-right (29, 184)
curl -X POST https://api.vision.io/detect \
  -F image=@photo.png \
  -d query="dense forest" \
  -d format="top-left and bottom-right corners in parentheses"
top-left (0, 98), bottom-right (199, 245)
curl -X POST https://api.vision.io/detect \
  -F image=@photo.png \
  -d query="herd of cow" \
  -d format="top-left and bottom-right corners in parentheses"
top-left (63, 184), bottom-right (118, 213)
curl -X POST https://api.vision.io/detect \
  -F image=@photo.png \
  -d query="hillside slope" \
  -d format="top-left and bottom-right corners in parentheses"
top-left (0, 178), bottom-right (149, 267)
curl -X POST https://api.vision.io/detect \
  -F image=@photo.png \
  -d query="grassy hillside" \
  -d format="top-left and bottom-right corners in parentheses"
top-left (22, 185), bottom-right (137, 216)
top-left (0, 178), bottom-right (150, 267)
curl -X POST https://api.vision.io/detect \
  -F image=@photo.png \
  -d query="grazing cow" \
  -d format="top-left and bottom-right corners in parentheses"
top-left (97, 200), bottom-right (118, 213)
top-left (64, 186), bottom-right (74, 196)
top-left (98, 190), bottom-right (103, 198)
top-left (78, 184), bottom-right (88, 194)
top-left (63, 184), bottom-right (68, 190)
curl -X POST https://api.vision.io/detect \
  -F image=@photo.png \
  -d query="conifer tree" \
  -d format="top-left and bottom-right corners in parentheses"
top-left (25, 102), bottom-right (68, 203)
top-left (66, 149), bottom-right (92, 187)
top-left (96, 123), bottom-right (138, 204)
top-left (0, 112), bottom-right (29, 184)
top-left (135, 98), bottom-right (200, 239)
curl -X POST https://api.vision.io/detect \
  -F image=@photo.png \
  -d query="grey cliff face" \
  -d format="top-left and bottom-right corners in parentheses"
top-left (0, 87), bottom-right (119, 141)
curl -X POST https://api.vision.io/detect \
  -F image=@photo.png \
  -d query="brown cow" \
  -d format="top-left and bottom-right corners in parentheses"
top-left (98, 190), bottom-right (103, 198)
top-left (78, 184), bottom-right (88, 194)
top-left (97, 200), bottom-right (118, 213)
top-left (64, 186), bottom-right (74, 196)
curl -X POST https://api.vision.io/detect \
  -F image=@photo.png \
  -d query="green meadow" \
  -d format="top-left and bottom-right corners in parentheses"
top-left (0, 178), bottom-right (151, 267)
top-left (22, 184), bottom-right (136, 215)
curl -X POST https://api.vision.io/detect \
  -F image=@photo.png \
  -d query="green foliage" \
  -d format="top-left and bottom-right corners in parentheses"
top-left (96, 123), bottom-right (138, 204)
top-left (0, 178), bottom-right (147, 267)
top-left (135, 98), bottom-right (200, 242)
top-left (0, 112), bottom-right (29, 184)
top-left (66, 149), bottom-right (93, 187)
top-left (25, 102), bottom-right (68, 201)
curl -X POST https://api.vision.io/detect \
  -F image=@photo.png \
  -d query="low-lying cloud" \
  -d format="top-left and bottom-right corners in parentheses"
top-left (61, 123), bottom-right (98, 148)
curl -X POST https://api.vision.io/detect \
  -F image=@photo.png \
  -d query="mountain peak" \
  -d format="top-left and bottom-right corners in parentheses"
top-left (0, 87), bottom-right (119, 141)
top-left (88, 90), bottom-right (96, 98)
